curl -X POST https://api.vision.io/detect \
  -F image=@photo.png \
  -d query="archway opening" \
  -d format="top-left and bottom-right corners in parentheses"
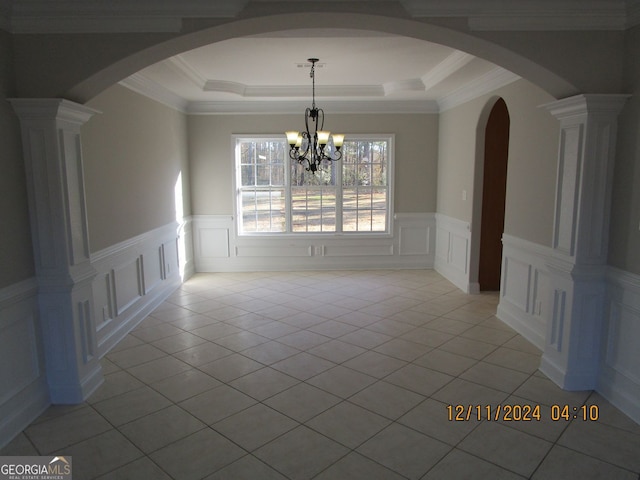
top-left (478, 98), bottom-right (510, 291)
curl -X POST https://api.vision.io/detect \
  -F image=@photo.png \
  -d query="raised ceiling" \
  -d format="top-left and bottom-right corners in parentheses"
top-left (124, 30), bottom-right (519, 114)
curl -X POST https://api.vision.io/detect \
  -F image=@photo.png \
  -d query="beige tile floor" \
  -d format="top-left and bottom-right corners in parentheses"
top-left (2, 270), bottom-right (640, 479)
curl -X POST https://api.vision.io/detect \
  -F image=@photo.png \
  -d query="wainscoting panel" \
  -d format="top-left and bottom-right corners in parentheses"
top-left (236, 245), bottom-right (313, 258)
top-left (143, 246), bottom-right (164, 294)
top-left (322, 244), bottom-right (393, 257)
top-left (113, 258), bottom-right (143, 315)
top-left (193, 213), bottom-right (435, 272)
top-left (434, 213), bottom-right (472, 292)
top-left (0, 279), bottom-right (49, 449)
top-left (599, 268), bottom-right (640, 424)
top-left (502, 256), bottom-right (532, 313)
top-left (91, 221), bottom-right (186, 357)
top-left (496, 234), bottom-right (553, 350)
top-left (397, 214), bottom-right (433, 256)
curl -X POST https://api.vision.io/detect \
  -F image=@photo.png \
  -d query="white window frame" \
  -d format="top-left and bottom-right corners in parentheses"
top-left (233, 134), bottom-right (394, 237)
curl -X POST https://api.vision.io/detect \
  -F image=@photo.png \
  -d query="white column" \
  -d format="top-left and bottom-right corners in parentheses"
top-left (10, 98), bottom-right (103, 403)
top-left (541, 94), bottom-right (628, 390)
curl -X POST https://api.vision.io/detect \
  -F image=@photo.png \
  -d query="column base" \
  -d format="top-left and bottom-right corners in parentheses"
top-left (48, 362), bottom-right (104, 404)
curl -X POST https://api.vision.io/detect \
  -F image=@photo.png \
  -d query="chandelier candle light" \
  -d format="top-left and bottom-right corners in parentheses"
top-left (286, 58), bottom-right (344, 173)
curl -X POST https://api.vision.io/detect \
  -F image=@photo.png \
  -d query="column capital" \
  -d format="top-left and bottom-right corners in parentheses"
top-left (542, 94), bottom-right (629, 120)
top-left (9, 98), bottom-right (100, 126)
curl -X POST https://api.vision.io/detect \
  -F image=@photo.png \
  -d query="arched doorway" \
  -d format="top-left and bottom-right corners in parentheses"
top-left (478, 98), bottom-right (510, 291)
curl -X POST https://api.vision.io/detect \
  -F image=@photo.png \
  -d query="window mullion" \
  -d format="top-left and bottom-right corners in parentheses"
top-left (286, 151), bottom-right (292, 233)
top-left (336, 158), bottom-right (343, 233)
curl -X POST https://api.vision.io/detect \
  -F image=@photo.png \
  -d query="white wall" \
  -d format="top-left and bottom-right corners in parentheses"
top-left (435, 78), bottom-right (558, 292)
top-left (0, 30), bottom-right (33, 289)
top-left (437, 78), bottom-right (559, 245)
top-left (188, 113), bottom-right (438, 216)
top-left (83, 84), bottom-right (192, 253)
top-left (82, 84), bottom-right (194, 355)
top-left (609, 24), bottom-right (640, 276)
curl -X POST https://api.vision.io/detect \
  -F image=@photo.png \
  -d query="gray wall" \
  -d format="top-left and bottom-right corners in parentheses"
top-left (188, 113), bottom-right (439, 216)
top-left (437, 78), bottom-right (559, 247)
top-left (609, 24), bottom-right (640, 275)
top-left (0, 30), bottom-right (33, 288)
top-left (82, 84), bottom-right (191, 253)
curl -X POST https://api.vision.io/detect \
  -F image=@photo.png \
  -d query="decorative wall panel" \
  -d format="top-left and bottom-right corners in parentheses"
top-left (91, 221), bottom-right (186, 356)
top-left (193, 213), bottom-right (435, 272)
top-left (0, 280), bottom-right (48, 449)
top-left (434, 213), bottom-right (472, 292)
top-left (599, 268), bottom-right (640, 425)
top-left (496, 234), bottom-right (552, 350)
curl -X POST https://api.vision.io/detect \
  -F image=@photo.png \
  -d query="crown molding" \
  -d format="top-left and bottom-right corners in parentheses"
top-left (187, 99), bottom-right (440, 115)
top-left (438, 67), bottom-right (520, 112)
top-left (3, 0), bottom-right (636, 33)
top-left (123, 65), bottom-right (521, 115)
top-left (468, 14), bottom-right (627, 31)
top-left (383, 78), bottom-right (425, 95)
top-left (167, 56), bottom-right (206, 90)
top-left (203, 81), bottom-right (385, 98)
top-left (421, 51), bottom-right (475, 91)
top-left (119, 74), bottom-right (188, 113)
top-left (10, 16), bottom-right (184, 33)
top-left (7, 0), bottom-right (245, 33)
top-left (402, 0), bottom-right (629, 31)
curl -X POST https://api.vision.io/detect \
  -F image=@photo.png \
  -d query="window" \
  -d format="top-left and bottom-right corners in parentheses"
top-left (235, 135), bottom-right (393, 235)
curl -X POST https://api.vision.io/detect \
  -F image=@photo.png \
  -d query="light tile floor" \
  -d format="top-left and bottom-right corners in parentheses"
top-left (3, 270), bottom-right (640, 479)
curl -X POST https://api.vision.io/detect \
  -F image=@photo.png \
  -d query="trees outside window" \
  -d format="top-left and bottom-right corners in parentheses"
top-left (235, 135), bottom-right (392, 235)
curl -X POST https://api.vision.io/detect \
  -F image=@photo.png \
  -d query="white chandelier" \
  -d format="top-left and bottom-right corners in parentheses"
top-left (285, 58), bottom-right (344, 174)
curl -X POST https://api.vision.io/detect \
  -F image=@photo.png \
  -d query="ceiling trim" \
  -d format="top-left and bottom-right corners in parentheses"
top-left (421, 51), bottom-right (475, 91)
top-left (187, 99), bottom-right (440, 115)
top-left (10, 16), bottom-right (185, 34)
top-left (468, 14), bottom-right (627, 31)
top-left (6, 0), bottom-right (244, 33)
top-left (119, 74), bottom-right (188, 113)
top-left (2, 0), bottom-right (636, 33)
top-left (167, 56), bottom-right (206, 90)
top-left (402, 0), bottom-right (629, 31)
top-left (203, 81), bottom-right (386, 98)
top-left (438, 67), bottom-right (520, 112)
top-left (121, 66), bottom-right (521, 115)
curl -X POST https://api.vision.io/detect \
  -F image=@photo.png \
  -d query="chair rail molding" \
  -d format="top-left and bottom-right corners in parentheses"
top-left (540, 94), bottom-right (629, 391)
top-left (9, 98), bottom-right (104, 404)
